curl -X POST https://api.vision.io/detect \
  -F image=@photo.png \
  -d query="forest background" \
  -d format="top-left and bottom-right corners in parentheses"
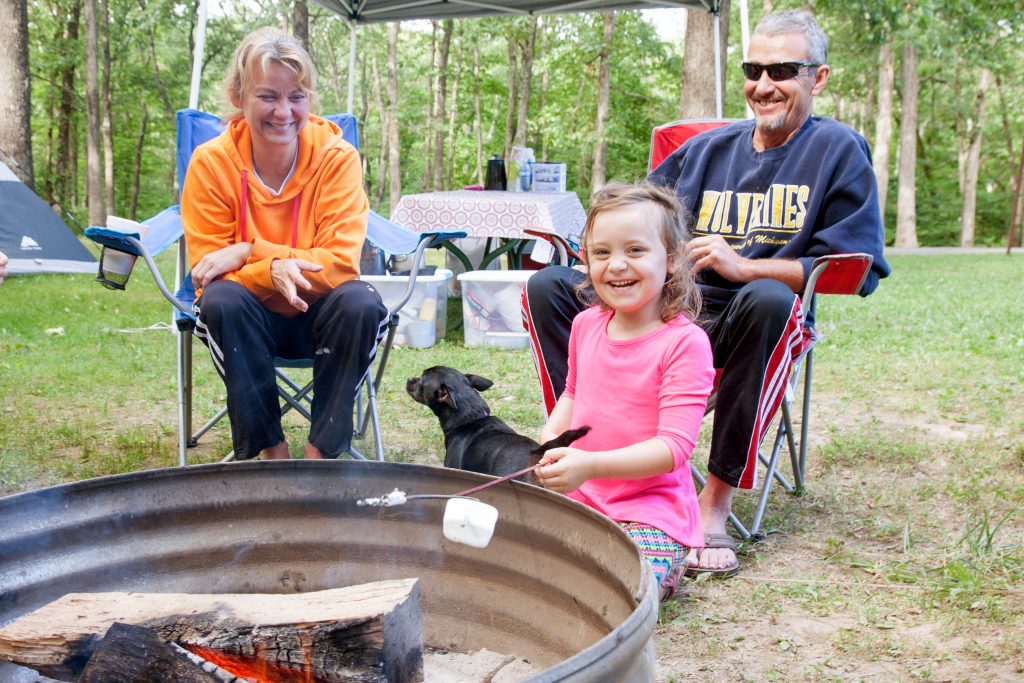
top-left (1, 0), bottom-right (1023, 249)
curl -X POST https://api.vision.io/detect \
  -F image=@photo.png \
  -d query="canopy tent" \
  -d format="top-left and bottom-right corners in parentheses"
top-left (310, 0), bottom-right (718, 22)
top-left (0, 160), bottom-right (97, 276)
top-left (187, 0), bottom-right (749, 120)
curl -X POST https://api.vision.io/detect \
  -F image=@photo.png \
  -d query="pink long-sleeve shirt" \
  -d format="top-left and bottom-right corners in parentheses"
top-left (563, 307), bottom-right (714, 548)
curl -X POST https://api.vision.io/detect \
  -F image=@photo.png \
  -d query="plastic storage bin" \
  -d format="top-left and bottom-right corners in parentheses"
top-left (361, 269), bottom-right (452, 348)
top-left (457, 270), bottom-right (535, 350)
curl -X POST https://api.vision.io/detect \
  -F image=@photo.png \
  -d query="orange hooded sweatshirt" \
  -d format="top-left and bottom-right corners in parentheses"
top-left (181, 114), bottom-right (368, 316)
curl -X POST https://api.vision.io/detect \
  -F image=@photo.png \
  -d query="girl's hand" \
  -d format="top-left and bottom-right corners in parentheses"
top-left (191, 242), bottom-right (253, 289)
top-left (270, 258), bottom-right (324, 312)
top-left (537, 447), bottom-right (591, 494)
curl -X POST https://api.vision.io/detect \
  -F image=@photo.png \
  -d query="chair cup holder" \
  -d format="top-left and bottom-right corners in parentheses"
top-left (96, 246), bottom-right (138, 290)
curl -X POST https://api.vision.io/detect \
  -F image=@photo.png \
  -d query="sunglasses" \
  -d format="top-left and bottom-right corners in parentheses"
top-left (741, 61), bottom-right (820, 82)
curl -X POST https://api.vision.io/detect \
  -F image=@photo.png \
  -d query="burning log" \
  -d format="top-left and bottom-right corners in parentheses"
top-left (0, 579), bottom-right (423, 682)
top-left (79, 622), bottom-right (239, 682)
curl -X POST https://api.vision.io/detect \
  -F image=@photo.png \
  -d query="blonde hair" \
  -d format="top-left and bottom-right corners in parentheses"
top-left (222, 27), bottom-right (317, 119)
top-left (575, 181), bottom-right (702, 322)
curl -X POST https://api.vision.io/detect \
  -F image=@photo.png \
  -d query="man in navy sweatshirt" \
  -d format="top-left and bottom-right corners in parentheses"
top-left (523, 9), bottom-right (890, 578)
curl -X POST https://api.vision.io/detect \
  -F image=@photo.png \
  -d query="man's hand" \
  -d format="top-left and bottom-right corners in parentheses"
top-left (686, 234), bottom-right (807, 291)
top-left (0, 250), bottom-right (8, 285)
top-left (191, 242), bottom-right (253, 289)
top-left (270, 258), bottom-right (324, 312)
top-left (685, 235), bottom-right (749, 282)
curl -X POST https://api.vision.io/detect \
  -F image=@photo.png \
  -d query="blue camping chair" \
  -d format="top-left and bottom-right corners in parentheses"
top-left (86, 109), bottom-right (463, 465)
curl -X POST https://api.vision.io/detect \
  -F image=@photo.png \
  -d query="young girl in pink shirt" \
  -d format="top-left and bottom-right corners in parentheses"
top-left (537, 182), bottom-right (715, 600)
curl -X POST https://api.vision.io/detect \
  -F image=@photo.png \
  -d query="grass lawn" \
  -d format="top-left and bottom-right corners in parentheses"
top-left (1, 251), bottom-right (1022, 680)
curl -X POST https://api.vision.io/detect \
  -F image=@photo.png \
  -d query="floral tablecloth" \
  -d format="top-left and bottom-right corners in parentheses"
top-left (390, 191), bottom-right (585, 242)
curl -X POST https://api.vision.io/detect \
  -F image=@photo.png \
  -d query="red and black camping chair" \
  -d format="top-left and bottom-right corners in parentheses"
top-left (649, 119), bottom-right (874, 539)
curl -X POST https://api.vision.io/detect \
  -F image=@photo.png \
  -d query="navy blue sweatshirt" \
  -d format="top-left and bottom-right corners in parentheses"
top-left (648, 116), bottom-right (891, 305)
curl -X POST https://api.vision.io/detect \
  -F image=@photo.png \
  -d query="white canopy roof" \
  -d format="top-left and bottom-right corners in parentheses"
top-left (310, 1), bottom-right (720, 24)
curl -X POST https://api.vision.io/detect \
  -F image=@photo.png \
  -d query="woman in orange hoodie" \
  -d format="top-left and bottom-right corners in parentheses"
top-left (182, 27), bottom-right (387, 460)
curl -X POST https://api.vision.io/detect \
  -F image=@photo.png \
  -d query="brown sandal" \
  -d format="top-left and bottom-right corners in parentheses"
top-left (684, 533), bottom-right (740, 579)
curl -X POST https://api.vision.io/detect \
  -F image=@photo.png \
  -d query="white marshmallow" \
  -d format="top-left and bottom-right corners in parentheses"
top-left (443, 498), bottom-right (499, 548)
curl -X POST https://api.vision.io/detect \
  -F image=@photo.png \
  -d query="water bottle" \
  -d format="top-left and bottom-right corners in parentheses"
top-left (519, 160), bottom-right (533, 192)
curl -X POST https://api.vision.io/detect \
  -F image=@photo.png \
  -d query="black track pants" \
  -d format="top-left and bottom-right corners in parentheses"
top-left (195, 279), bottom-right (388, 459)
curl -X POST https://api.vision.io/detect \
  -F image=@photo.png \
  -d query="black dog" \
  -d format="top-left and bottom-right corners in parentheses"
top-left (406, 366), bottom-right (590, 482)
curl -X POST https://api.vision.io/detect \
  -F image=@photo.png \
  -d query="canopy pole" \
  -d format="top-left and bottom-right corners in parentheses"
top-left (347, 22), bottom-right (357, 113)
top-left (713, 9), bottom-right (722, 119)
top-left (188, 0), bottom-right (208, 110)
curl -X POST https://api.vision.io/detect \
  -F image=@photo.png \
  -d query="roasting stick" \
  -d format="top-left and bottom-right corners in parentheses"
top-left (455, 463), bottom-right (542, 497)
top-left (357, 463), bottom-right (543, 507)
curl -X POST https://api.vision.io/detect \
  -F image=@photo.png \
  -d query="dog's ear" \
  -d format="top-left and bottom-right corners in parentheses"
top-left (464, 374), bottom-right (494, 392)
top-left (436, 384), bottom-right (458, 410)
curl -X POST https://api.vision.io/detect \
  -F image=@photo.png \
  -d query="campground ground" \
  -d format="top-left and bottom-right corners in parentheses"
top-left (1, 251), bottom-right (1022, 681)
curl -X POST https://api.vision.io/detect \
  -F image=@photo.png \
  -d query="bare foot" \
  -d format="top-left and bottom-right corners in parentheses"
top-left (303, 442), bottom-right (324, 459)
top-left (261, 441), bottom-right (291, 460)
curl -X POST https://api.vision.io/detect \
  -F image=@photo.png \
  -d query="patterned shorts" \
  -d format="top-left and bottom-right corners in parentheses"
top-left (620, 522), bottom-right (689, 601)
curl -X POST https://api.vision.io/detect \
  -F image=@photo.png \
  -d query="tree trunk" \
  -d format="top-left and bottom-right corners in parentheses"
top-left (423, 21), bottom-right (438, 190)
top-left (387, 22), bottom-right (401, 208)
top-left (369, 53), bottom-right (388, 205)
top-left (994, 74), bottom-right (1024, 243)
top-left (432, 19), bottom-right (453, 191)
top-left (513, 16), bottom-right (538, 149)
top-left (959, 67), bottom-right (990, 248)
top-left (1006, 137), bottom-right (1024, 252)
top-left (320, 24), bottom-right (344, 107)
top-left (591, 12), bottom-right (616, 194)
top-left (678, 0), bottom-right (730, 119)
top-left (472, 43), bottom-right (484, 185)
top-left (503, 28), bottom-right (518, 161)
top-left (537, 17), bottom-right (551, 161)
top-left (292, 0), bottom-right (308, 50)
top-left (128, 105), bottom-right (147, 220)
top-left (54, 1), bottom-right (80, 208)
top-left (0, 0), bottom-right (35, 188)
top-left (894, 40), bottom-right (919, 248)
top-left (446, 22), bottom-right (462, 190)
top-left (873, 36), bottom-right (895, 220)
top-left (101, 0), bottom-right (114, 215)
top-left (84, 0), bottom-right (105, 225)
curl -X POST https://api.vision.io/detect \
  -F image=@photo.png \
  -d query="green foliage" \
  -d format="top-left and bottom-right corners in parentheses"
top-left (21, 2), bottom-right (1024, 243)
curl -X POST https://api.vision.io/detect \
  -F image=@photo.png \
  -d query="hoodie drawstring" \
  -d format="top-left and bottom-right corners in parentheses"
top-left (240, 170), bottom-right (300, 248)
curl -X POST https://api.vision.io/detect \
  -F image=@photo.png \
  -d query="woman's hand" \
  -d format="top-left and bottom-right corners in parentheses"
top-left (537, 447), bottom-right (592, 494)
top-left (270, 258), bottom-right (324, 312)
top-left (191, 242), bottom-right (253, 289)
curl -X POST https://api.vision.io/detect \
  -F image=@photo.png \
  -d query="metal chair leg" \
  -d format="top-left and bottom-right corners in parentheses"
top-left (177, 327), bottom-right (192, 466)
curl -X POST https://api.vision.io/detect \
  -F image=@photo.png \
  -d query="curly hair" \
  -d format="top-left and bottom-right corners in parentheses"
top-left (574, 181), bottom-right (702, 323)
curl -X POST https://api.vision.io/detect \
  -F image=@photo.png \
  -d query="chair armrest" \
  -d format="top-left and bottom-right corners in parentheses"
top-left (84, 226), bottom-right (144, 256)
top-left (523, 228), bottom-right (582, 266)
top-left (84, 226), bottom-right (193, 316)
top-left (805, 253), bottom-right (873, 298)
top-left (420, 230), bottom-right (468, 250)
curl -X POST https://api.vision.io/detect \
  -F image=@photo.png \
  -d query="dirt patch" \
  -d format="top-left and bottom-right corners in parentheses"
top-left (652, 390), bottom-right (1024, 682)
